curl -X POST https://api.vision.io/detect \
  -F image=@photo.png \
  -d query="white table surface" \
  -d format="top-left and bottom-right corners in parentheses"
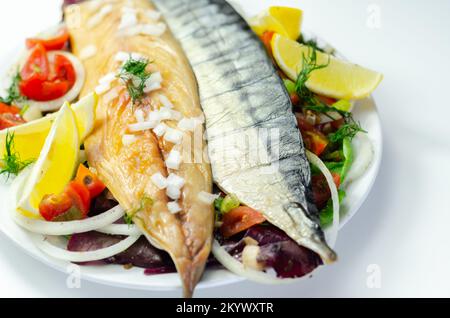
top-left (0, 0), bottom-right (449, 298)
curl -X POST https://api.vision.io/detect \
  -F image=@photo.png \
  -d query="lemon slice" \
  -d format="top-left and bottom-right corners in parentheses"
top-left (249, 6), bottom-right (303, 40)
top-left (271, 34), bottom-right (383, 100)
top-left (17, 103), bottom-right (80, 218)
top-left (0, 93), bottom-right (97, 162)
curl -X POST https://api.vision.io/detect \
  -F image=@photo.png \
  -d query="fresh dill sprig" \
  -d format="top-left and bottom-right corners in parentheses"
top-left (294, 48), bottom-right (365, 143)
top-left (329, 123), bottom-right (366, 143)
top-left (0, 72), bottom-right (26, 105)
top-left (0, 131), bottom-right (34, 180)
top-left (118, 57), bottom-right (152, 105)
top-left (125, 196), bottom-right (153, 226)
top-left (295, 48), bottom-right (330, 106)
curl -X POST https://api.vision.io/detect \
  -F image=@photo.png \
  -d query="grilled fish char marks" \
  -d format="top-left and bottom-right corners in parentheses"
top-left (154, 0), bottom-right (337, 264)
top-left (65, 0), bottom-right (213, 297)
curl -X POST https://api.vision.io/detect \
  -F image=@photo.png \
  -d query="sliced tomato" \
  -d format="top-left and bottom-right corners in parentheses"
top-left (0, 103), bottom-right (21, 115)
top-left (75, 164), bottom-right (106, 198)
top-left (261, 31), bottom-right (275, 57)
top-left (65, 181), bottom-right (91, 217)
top-left (20, 44), bottom-right (49, 81)
top-left (19, 52), bottom-right (75, 102)
top-left (39, 192), bottom-right (73, 221)
top-left (26, 28), bottom-right (69, 51)
top-left (290, 92), bottom-right (300, 106)
top-left (220, 206), bottom-right (266, 238)
top-left (0, 113), bottom-right (26, 130)
top-left (51, 54), bottom-right (76, 86)
top-left (303, 131), bottom-right (329, 156)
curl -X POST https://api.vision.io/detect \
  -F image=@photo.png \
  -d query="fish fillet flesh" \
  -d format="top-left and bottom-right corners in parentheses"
top-left (65, 0), bottom-right (214, 297)
top-left (153, 0), bottom-right (337, 263)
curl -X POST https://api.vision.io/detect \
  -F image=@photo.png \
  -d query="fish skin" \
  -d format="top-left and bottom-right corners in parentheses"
top-left (65, 0), bottom-right (214, 297)
top-left (153, 0), bottom-right (337, 264)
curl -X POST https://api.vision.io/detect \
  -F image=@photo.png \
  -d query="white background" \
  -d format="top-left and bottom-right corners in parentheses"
top-left (0, 0), bottom-right (449, 298)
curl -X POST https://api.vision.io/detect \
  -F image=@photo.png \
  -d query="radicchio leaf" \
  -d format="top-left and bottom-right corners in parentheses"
top-left (216, 225), bottom-right (322, 279)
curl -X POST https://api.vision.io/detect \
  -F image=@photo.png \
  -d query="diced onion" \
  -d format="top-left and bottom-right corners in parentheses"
top-left (122, 134), bottom-right (137, 146)
top-left (87, 4), bottom-right (113, 29)
top-left (306, 150), bottom-right (339, 248)
top-left (151, 172), bottom-right (168, 190)
top-left (153, 123), bottom-right (167, 137)
top-left (164, 128), bottom-right (183, 145)
top-left (167, 201), bottom-right (182, 214)
top-left (165, 149), bottom-right (182, 170)
top-left (198, 191), bottom-right (219, 205)
top-left (134, 109), bottom-right (145, 123)
top-left (96, 224), bottom-right (142, 236)
top-left (166, 186), bottom-right (181, 200)
top-left (158, 94), bottom-right (173, 108)
top-left (120, 23), bottom-right (167, 37)
top-left (33, 234), bottom-right (141, 262)
top-left (167, 173), bottom-right (185, 189)
top-left (128, 121), bottom-right (158, 132)
top-left (29, 51), bottom-right (86, 112)
top-left (12, 205), bottom-right (126, 236)
top-left (99, 72), bottom-right (117, 85)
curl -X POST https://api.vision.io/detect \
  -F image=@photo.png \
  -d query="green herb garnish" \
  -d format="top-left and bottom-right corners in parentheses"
top-left (0, 131), bottom-right (34, 180)
top-left (0, 72), bottom-right (26, 105)
top-left (118, 57), bottom-right (152, 105)
top-left (295, 48), bottom-right (330, 106)
top-left (125, 196), bottom-right (153, 226)
top-left (295, 48), bottom-right (365, 143)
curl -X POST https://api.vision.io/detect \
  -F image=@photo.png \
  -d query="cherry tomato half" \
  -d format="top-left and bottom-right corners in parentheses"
top-left (220, 206), bottom-right (266, 238)
top-left (75, 164), bottom-right (106, 198)
top-left (65, 181), bottom-right (91, 217)
top-left (26, 28), bottom-right (70, 51)
top-left (39, 192), bottom-right (74, 221)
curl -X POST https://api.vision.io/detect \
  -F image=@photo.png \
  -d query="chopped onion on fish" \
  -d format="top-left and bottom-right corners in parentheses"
top-left (165, 149), bottom-right (182, 170)
top-left (167, 173), bottom-right (185, 189)
top-left (87, 4), bottom-right (113, 29)
top-left (198, 191), bottom-right (219, 205)
top-left (12, 205), bottom-right (126, 236)
top-left (96, 224), bottom-right (142, 236)
top-left (79, 45), bottom-right (97, 60)
top-left (153, 123), bottom-right (167, 137)
top-left (29, 51), bottom-right (85, 112)
top-left (164, 128), bottom-right (183, 145)
top-left (128, 121), bottom-right (158, 132)
top-left (167, 201), bottom-right (182, 214)
top-left (158, 94), bottom-right (173, 108)
top-left (306, 150), bottom-right (339, 248)
top-left (134, 109), bottom-right (145, 123)
top-left (166, 186), bottom-right (181, 201)
top-left (145, 10), bottom-right (162, 21)
top-left (122, 134), bottom-right (137, 146)
top-left (33, 234), bottom-right (141, 262)
top-left (151, 172), bottom-right (168, 190)
top-left (212, 240), bottom-right (299, 285)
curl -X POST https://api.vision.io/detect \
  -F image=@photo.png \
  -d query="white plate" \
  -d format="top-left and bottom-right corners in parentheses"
top-left (0, 6), bottom-right (382, 294)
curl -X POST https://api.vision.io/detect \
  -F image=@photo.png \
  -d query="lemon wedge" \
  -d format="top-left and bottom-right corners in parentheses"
top-left (250, 6), bottom-right (303, 40)
top-left (271, 34), bottom-right (383, 100)
top-left (17, 103), bottom-right (80, 218)
top-left (0, 93), bottom-right (97, 163)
